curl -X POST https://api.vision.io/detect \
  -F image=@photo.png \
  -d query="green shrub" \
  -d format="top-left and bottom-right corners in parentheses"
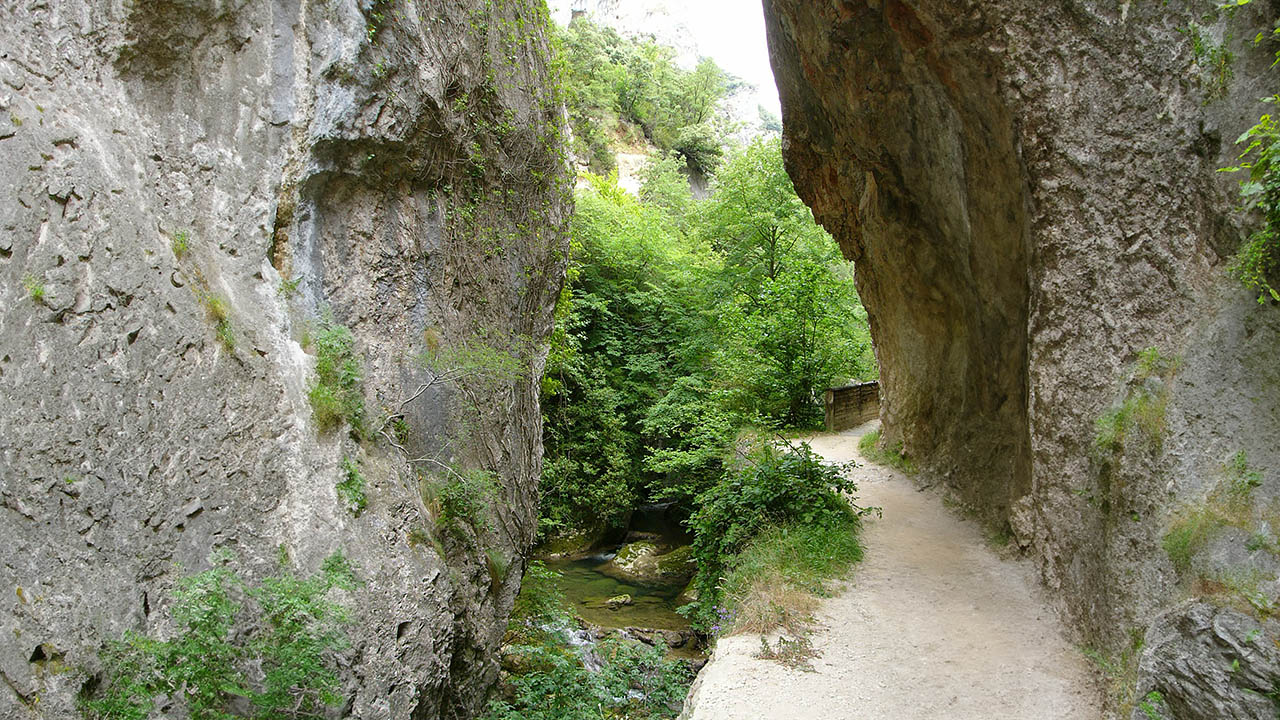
top-left (485, 561), bottom-right (693, 720)
top-left (857, 429), bottom-right (916, 474)
top-left (685, 442), bottom-right (870, 631)
top-left (432, 469), bottom-right (497, 530)
top-left (308, 319), bottom-right (364, 433)
top-left (337, 457), bottom-right (367, 516)
top-left (82, 551), bottom-right (356, 720)
top-left (483, 638), bottom-right (691, 720)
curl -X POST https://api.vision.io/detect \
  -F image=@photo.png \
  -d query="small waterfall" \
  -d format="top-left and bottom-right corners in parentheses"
top-left (564, 626), bottom-right (604, 672)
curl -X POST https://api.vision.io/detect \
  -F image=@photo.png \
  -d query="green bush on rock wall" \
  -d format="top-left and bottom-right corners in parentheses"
top-left (82, 551), bottom-right (357, 720)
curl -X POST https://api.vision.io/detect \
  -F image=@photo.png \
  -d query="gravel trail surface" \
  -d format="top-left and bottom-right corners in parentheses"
top-left (682, 424), bottom-right (1102, 720)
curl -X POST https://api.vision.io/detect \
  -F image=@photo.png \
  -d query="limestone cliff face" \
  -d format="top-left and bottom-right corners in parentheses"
top-left (765, 0), bottom-right (1280, 712)
top-left (0, 1), bottom-right (568, 718)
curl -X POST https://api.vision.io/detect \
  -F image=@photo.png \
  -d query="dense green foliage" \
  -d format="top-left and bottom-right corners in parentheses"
top-left (554, 18), bottom-right (739, 173)
top-left (484, 640), bottom-right (691, 720)
top-left (433, 468), bottom-right (498, 531)
top-left (540, 139), bottom-right (873, 539)
top-left (684, 442), bottom-right (868, 631)
top-left (83, 552), bottom-right (356, 720)
top-left (484, 562), bottom-right (693, 720)
top-left (703, 141), bottom-right (871, 427)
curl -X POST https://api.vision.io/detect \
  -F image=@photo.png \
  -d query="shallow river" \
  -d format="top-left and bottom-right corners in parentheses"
top-left (546, 553), bottom-right (691, 632)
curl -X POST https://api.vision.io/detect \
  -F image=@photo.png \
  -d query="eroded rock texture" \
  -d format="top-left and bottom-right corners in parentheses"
top-left (765, 0), bottom-right (1280, 711)
top-left (0, 1), bottom-right (568, 717)
top-left (1133, 601), bottom-right (1280, 720)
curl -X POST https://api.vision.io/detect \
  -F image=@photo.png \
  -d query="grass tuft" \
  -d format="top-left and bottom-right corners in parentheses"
top-left (857, 429), bottom-right (916, 473)
top-left (1093, 346), bottom-right (1180, 457)
top-left (1163, 449), bottom-right (1279, 613)
top-left (720, 520), bottom-right (863, 637)
top-left (1082, 628), bottom-right (1146, 718)
top-left (196, 292), bottom-right (235, 351)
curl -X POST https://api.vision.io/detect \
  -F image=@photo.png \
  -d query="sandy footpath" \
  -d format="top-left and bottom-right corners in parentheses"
top-left (682, 424), bottom-right (1102, 720)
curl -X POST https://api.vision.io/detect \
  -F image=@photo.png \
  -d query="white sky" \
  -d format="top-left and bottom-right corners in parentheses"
top-left (549, 0), bottom-right (782, 117)
top-left (681, 1), bottom-right (781, 116)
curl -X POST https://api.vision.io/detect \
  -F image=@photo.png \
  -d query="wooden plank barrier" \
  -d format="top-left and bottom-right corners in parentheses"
top-left (824, 381), bottom-right (879, 432)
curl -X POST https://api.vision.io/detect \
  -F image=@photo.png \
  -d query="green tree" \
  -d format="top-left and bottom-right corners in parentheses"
top-left (552, 18), bottom-right (736, 174)
top-left (539, 173), bottom-right (715, 535)
top-left (700, 139), bottom-right (871, 427)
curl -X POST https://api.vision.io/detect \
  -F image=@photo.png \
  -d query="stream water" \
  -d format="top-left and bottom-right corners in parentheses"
top-left (543, 503), bottom-right (700, 655)
top-left (546, 552), bottom-right (689, 631)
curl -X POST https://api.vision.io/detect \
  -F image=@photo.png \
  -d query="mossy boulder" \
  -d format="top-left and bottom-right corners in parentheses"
top-left (606, 594), bottom-right (633, 609)
top-left (602, 542), bottom-right (695, 585)
top-left (676, 578), bottom-right (699, 606)
top-left (536, 528), bottom-right (607, 560)
top-left (654, 545), bottom-right (696, 581)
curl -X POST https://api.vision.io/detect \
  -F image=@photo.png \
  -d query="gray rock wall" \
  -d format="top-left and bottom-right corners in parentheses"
top-left (0, 1), bottom-right (569, 717)
top-left (764, 0), bottom-right (1280, 713)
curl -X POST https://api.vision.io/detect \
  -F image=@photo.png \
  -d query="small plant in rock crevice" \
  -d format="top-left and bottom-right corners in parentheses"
top-left (277, 275), bottom-right (302, 298)
top-left (171, 230), bottom-right (190, 259)
top-left (1162, 449), bottom-right (1279, 612)
top-left (1092, 346), bottom-right (1180, 461)
top-left (1139, 690), bottom-right (1167, 720)
top-left (1182, 22), bottom-right (1235, 102)
top-left (196, 291), bottom-right (235, 352)
top-left (337, 457), bottom-right (367, 516)
top-left (22, 274), bottom-right (45, 303)
top-left (1081, 628), bottom-right (1146, 718)
top-left (1227, 449), bottom-right (1264, 493)
top-left (307, 317), bottom-right (365, 435)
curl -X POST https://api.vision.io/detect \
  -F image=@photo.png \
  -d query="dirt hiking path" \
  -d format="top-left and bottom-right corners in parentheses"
top-left (682, 424), bottom-right (1101, 719)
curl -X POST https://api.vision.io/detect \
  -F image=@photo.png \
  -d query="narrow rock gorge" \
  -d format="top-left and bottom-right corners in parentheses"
top-left (765, 0), bottom-right (1280, 716)
top-left (0, 1), bottom-right (568, 717)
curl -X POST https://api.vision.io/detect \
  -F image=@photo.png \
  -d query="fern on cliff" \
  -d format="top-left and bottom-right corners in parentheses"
top-left (1223, 97), bottom-right (1280, 303)
top-left (1220, 0), bottom-right (1280, 303)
